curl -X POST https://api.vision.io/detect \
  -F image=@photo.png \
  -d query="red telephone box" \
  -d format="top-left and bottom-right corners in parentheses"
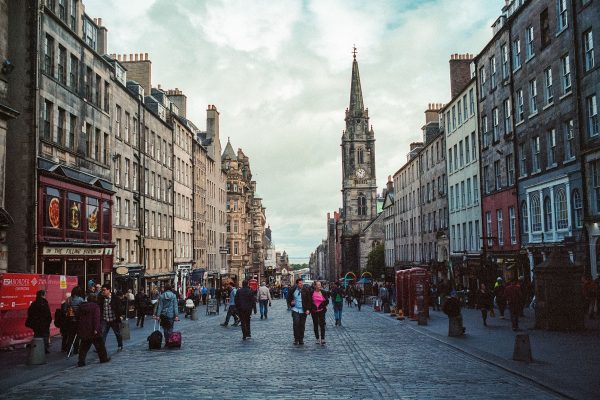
top-left (408, 268), bottom-right (430, 320)
top-left (395, 269), bottom-right (411, 316)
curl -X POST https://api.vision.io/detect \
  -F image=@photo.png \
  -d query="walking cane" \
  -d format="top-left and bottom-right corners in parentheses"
top-left (67, 334), bottom-right (78, 359)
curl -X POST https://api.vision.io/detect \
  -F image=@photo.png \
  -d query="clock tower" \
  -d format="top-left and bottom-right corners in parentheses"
top-left (340, 49), bottom-right (377, 274)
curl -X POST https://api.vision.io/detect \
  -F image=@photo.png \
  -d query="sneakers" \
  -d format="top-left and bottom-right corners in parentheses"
top-left (316, 339), bottom-right (321, 345)
top-left (220, 323), bottom-right (228, 327)
top-left (294, 341), bottom-right (299, 345)
top-left (320, 340), bottom-right (326, 345)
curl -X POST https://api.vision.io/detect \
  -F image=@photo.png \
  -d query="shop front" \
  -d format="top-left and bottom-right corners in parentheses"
top-left (112, 264), bottom-right (145, 294)
top-left (37, 167), bottom-right (114, 290)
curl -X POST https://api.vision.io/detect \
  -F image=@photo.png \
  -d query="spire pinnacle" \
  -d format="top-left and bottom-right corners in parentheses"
top-left (349, 47), bottom-right (364, 116)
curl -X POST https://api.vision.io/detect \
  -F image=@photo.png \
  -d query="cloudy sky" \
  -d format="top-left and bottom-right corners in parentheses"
top-left (85, 0), bottom-right (501, 263)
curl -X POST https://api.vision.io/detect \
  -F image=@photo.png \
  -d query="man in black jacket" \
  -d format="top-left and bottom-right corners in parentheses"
top-left (234, 280), bottom-right (256, 340)
top-left (26, 290), bottom-right (52, 353)
top-left (98, 284), bottom-right (124, 351)
top-left (286, 278), bottom-right (311, 345)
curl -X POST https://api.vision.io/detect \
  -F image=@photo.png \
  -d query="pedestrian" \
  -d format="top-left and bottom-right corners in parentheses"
top-left (210, 286), bottom-right (216, 300)
top-left (234, 280), bottom-right (256, 340)
top-left (154, 284), bottom-right (179, 345)
top-left (443, 291), bottom-right (465, 336)
top-left (504, 278), bottom-right (523, 331)
top-left (134, 290), bottom-right (148, 328)
top-left (201, 285), bottom-right (208, 305)
top-left (76, 294), bottom-right (110, 367)
top-left (475, 283), bottom-right (493, 326)
top-left (221, 283), bottom-right (240, 327)
top-left (257, 281), bottom-right (272, 320)
top-left (185, 297), bottom-right (195, 318)
top-left (26, 290), bottom-right (52, 353)
top-left (62, 286), bottom-right (84, 354)
top-left (308, 281), bottom-right (329, 345)
top-left (331, 282), bottom-right (345, 326)
top-left (287, 278), bottom-right (311, 345)
top-left (282, 286), bottom-right (290, 309)
top-left (355, 286), bottom-right (363, 311)
top-left (493, 277), bottom-right (507, 319)
top-left (98, 284), bottom-right (124, 351)
top-left (221, 287), bottom-right (228, 306)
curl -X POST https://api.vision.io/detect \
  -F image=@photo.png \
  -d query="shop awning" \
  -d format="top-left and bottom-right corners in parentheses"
top-left (190, 268), bottom-right (205, 282)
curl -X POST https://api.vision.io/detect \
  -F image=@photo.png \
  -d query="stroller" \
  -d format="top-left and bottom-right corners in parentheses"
top-left (184, 298), bottom-right (195, 318)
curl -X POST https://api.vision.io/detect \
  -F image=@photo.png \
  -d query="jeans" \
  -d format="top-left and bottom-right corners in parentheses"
top-left (259, 300), bottom-right (269, 317)
top-left (224, 305), bottom-right (239, 325)
top-left (292, 311), bottom-right (307, 342)
top-left (311, 311), bottom-right (326, 340)
top-left (161, 316), bottom-right (175, 342)
top-left (333, 302), bottom-right (343, 322)
top-left (78, 334), bottom-right (109, 365)
top-left (238, 309), bottom-right (252, 338)
top-left (136, 307), bottom-right (145, 327)
top-left (101, 319), bottom-right (123, 348)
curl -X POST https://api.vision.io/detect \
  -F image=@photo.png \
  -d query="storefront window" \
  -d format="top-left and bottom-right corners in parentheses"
top-left (102, 201), bottom-right (111, 241)
top-left (87, 260), bottom-right (100, 288)
top-left (44, 187), bottom-right (62, 237)
top-left (66, 192), bottom-right (83, 239)
top-left (66, 260), bottom-right (85, 288)
top-left (86, 197), bottom-right (99, 241)
top-left (44, 259), bottom-right (63, 275)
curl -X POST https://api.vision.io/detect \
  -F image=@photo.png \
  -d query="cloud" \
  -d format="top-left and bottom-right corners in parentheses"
top-left (83, 0), bottom-right (502, 262)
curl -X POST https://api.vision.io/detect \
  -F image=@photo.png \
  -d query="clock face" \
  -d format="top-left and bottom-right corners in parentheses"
top-left (356, 168), bottom-right (366, 179)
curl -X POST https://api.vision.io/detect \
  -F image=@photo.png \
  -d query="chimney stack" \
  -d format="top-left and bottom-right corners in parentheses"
top-left (120, 52), bottom-right (152, 96)
top-left (449, 53), bottom-right (473, 98)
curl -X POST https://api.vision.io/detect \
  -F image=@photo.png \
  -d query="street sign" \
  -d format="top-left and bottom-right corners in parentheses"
top-left (59, 275), bottom-right (67, 289)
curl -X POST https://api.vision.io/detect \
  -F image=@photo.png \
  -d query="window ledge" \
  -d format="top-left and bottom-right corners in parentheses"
top-left (546, 163), bottom-right (558, 171)
top-left (542, 102), bottom-right (554, 111)
top-left (525, 54), bottom-right (536, 64)
top-left (513, 65), bottom-right (522, 74)
top-left (559, 91), bottom-right (572, 101)
top-left (563, 158), bottom-right (577, 165)
top-left (515, 120), bottom-right (525, 127)
top-left (529, 111), bottom-right (538, 120)
top-left (555, 26), bottom-right (568, 38)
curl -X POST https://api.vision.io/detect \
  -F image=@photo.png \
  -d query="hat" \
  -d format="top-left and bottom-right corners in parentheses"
top-left (496, 277), bottom-right (503, 281)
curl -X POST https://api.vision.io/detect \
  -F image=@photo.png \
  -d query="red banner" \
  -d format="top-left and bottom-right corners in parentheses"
top-left (0, 273), bottom-right (77, 348)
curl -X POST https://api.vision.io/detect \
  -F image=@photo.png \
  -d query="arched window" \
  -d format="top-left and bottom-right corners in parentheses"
top-left (531, 194), bottom-right (541, 232)
top-left (573, 189), bottom-right (583, 228)
top-left (544, 196), bottom-right (553, 230)
top-left (357, 148), bottom-right (364, 164)
top-left (357, 194), bottom-right (367, 216)
top-left (521, 201), bottom-right (529, 233)
top-left (556, 188), bottom-right (568, 229)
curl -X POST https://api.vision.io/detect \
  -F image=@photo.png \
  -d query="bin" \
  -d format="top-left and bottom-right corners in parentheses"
top-left (27, 337), bottom-right (46, 365)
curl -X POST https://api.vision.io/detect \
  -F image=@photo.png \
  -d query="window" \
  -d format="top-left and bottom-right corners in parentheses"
top-left (493, 108), bottom-right (499, 142)
top-left (58, 45), bottom-right (66, 84)
top-left (44, 35), bottom-right (54, 77)
top-left (115, 105), bottom-right (121, 138)
top-left (459, 140), bottom-right (464, 167)
top-left (68, 114), bottom-right (76, 149)
top-left (463, 95), bottom-right (468, 122)
top-left (512, 89), bottom-right (523, 124)
top-left (357, 148), bottom-right (364, 164)
top-left (57, 108), bottom-right (65, 145)
top-left (490, 56), bottom-right (497, 88)
top-left (573, 190), bottom-right (582, 227)
top-left (561, 54), bottom-right (571, 94)
top-left (531, 194), bottom-right (542, 231)
top-left (452, 106), bottom-right (456, 130)
top-left (94, 128), bottom-right (101, 161)
top-left (469, 88), bottom-right (475, 115)
top-left (461, 181), bottom-right (465, 208)
top-left (521, 201), bottom-right (529, 234)
top-left (482, 115), bottom-right (490, 147)
top-left (532, 136), bottom-right (541, 172)
top-left (565, 120), bottom-right (575, 160)
top-left (497, 210), bottom-right (504, 245)
top-left (529, 79), bottom-right (538, 114)
top-left (526, 26), bottom-right (535, 59)
top-left (557, 0), bottom-right (568, 32)
top-left (473, 174), bottom-right (479, 204)
top-left (544, 196), bottom-right (553, 230)
top-left (95, 74), bottom-right (101, 106)
top-left (503, 98), bottom-right (512, 134)
top-left (43, 100), bottom-right (53, 139)
top-left (357, 194), bottom-right (367, 216)
top-left (593, 161), bottom-right (600, 213)
top-left (69, 55), bottom-right (78, 90)
top-left (547, 129), bottom-right (556, 166)
top-left (453, 145), bottom-right (458, 170)
top-left (124, 200), bottom-right (130, 228)
top-left (501, 43), bottom-right (509, 79)
top-left (85, 67), bottom-right (92, 101)
top-left (58, 0), bottom-right (66, 20)
top-left (494, 160), bottom-right (502, 190)
top-left (584, 30), bottom-right (595, 72)
top-left (114, 197), bottom-right (121, 226)
top-left (70, 0), bottom-right (77, 30)
top-left (588, 95), bottom-right (599, 137)
top-left (132, 162), bottom-right (138, 191)
top-left (103, 81), bottom-right (109, 112)
top-left (450, 186), bottom-right (454, 211)
top-left (506, 153), bottom-right (515, 186)
top-left (458, 100), bottom-right (462, 125)
top-left (465, 136), bottom-right (470, 164)
top-left (83, 17), bottom-right (97, 50)
top-left (479, 66), bottom-right (486, 98)
top-left (509, 207), bottom-right (516, 244)
top-left (544, 67), bottom-right (553, 105)
top-left (486, 212), bottom-right (493, 246)
top-left (556, 188), bottom-right (568, 229)
top-left (124, 159), bottom-right (130, 188)
top-left (471, 132), bottom-right (476, 160)
top-left (466, 178), bottom-right (472, 205)
top-left (513, 38), bottom-right (521, 70)
top-left (484, 165), bottom-right (491, 193)
top-left (541, 8), bottom-right (551, 48)
top-left (114, 156), bottom-right (121, 185)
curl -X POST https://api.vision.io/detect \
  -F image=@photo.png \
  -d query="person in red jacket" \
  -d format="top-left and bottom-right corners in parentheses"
top-left (504, 279), bottom-right (523, 331)
top-left (77, 294), bottom-right (111, 367)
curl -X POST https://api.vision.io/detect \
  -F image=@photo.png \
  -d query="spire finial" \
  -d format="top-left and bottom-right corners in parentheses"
top-left (352, 45), bottom-right (357, 59)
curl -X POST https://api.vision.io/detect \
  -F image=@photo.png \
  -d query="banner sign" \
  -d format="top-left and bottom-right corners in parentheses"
top-left (42, 247), bottom-right (108, 256)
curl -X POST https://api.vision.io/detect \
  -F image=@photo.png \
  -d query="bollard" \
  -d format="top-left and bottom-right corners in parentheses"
top-left (27, 337), bottom-right (47, 365)
top-left (513, 333), bottom-right (533, 362)
top-left (191, 308), bottom-right (199, 321)
top-left (418, 311), bottom-right (428, 326)
top-left (120, 319), bottom-right (131, 340)
top-left (448, 315), bottom-right (465, 337)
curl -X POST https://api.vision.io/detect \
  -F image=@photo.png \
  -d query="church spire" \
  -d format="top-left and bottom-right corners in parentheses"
top-left (349, 46), bottom-right (364, 116)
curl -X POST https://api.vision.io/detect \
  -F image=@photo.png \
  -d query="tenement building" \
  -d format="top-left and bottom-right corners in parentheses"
top-left (7, 1), bottom-right (114, 287)
top-left (340, 52), bottom-right (379, 274)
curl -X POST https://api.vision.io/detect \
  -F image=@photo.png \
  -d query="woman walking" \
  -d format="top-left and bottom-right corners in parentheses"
top-left (309, 281), bottom-right (329, 345)
top-left (476, 283), bottom-right (493, 326)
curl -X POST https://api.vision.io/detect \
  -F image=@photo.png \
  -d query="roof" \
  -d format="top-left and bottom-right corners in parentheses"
top-left (222, 139), bottom-right (236, 160)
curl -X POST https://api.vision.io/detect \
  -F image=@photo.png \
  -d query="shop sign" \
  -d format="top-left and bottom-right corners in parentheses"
top-left (42, 247), bottom-right (106, 256)
top-left (59, 275), bottom-right (67, 289)
top-left (115, 266), bottom-right (129, 275)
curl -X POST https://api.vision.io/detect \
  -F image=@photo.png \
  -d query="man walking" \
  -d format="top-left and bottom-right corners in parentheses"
top-left (331, 283), bottom-right (345, 326)
top-left (77, 294), bottom-right (110, 367)
top-left (257, 282), bottom-right (272, 320)
top-left (505, 279), bottom-right (523, 331)
top-left (235, 280), bottom-right (256, 340)
top-left (287, 278), bottom-right (310, 345)
top-left (221, 283), bottom-right (240, 327)
top-left (98, 284), bottom-right (123, 351)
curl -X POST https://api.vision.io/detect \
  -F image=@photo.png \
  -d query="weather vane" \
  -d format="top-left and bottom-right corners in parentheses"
top-left (352, 45), bottom-right (357, 59)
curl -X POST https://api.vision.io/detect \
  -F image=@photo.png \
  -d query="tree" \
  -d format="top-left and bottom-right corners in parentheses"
top-left (366, 244), bottom-right (385, 279)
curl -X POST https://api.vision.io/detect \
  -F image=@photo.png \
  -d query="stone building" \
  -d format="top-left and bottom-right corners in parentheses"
top-left (192, 124), bottom-right (208, 278)
top-left (0, 0), bottom-right (19, 273)
top-left (340, 52), bottom-right (379, 274)
top-left (382, 178), bottom-right (395, 269)
top-left (6, 1), bottom-right (114, 287)
top-left (442, 75), bottom-right (482, 288)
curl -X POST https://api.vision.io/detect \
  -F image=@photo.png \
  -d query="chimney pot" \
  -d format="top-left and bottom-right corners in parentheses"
top-left (129, 53), bottom-right (133, 61)
top-left (145, 53), bottom-right (149, 60)
top-left (134, 53), bottom-right (138, 61)
top-left (98, 18), bottom-right (102, 26)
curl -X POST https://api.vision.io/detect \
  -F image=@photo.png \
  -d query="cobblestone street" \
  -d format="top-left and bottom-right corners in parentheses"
top-left (1, 300), bottom-right (562, 400)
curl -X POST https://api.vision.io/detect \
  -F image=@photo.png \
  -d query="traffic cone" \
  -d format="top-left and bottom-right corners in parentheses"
top-left (396, 309), bottom-right (405, 320)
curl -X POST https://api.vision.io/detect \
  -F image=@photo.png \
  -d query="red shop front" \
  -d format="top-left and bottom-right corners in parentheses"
top-left (37, 169), bottom-right (114, 290)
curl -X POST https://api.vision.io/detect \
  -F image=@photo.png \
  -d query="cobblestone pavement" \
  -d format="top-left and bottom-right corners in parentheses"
top-left (1, 300), bottom-right (562, 400)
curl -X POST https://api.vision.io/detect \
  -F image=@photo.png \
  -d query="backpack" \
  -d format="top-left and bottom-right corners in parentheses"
top-left (335, 293), bottom-right (343, 303)
top-left (148, 330), bottom-right (163, 350)
top-left (62, 301), bottom-right (78, 322)
top-left (54, 308), bottom-right (65, 329)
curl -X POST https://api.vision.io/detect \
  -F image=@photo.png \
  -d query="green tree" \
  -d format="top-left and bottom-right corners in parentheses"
top-left (366, 244), bottom-right (385, 279)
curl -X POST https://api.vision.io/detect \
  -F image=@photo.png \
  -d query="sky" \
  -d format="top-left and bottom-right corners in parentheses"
top-left (84, 0), bottom-right (502, 264)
